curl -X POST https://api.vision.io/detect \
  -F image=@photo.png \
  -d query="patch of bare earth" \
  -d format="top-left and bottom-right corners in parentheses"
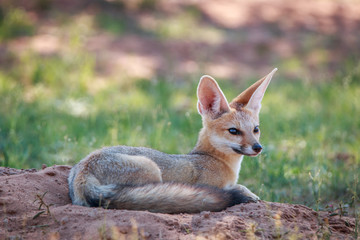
top-left (2, 0), bottom-right (360, 81)
top-left (0, 166), bottom-right (356, 239)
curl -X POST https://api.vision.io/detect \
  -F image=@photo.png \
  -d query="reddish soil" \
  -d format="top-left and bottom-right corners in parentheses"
top-left (0, 165), bottom-right (356, 239)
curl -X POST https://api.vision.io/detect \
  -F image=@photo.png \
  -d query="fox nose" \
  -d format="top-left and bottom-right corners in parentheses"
top-left (252, 143), bottom-right (262, 153)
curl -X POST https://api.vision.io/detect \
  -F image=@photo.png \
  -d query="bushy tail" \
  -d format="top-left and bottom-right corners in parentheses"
top-left (84, 182), bottom-right (251, 214)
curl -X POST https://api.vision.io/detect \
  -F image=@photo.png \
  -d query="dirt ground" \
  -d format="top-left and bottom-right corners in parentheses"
top-left (0, 1), bottom-right (359, 239)
top-left (0, 165), bottom-right (356, 240)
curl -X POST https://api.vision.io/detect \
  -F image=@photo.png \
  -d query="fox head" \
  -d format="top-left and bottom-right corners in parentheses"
top-left (196, 68), bottom-right (277, 157)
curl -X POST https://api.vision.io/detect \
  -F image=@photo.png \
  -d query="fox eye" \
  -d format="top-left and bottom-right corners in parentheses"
top-left (228, 128), bottom-right (242, 135)
top-left (253, 126), bottom-right (260, 133)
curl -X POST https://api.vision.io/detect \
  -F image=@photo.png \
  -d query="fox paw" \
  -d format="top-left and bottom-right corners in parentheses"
top-left (231, 184), bottom-right (260, 202)
top-left (244, 191), bottom-right (260, 202)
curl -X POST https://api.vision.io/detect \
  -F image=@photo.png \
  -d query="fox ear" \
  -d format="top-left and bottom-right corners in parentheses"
top-left (197, 75), bottom-right (230, 118)
top-left (230, 68), bottom-right (277, 114)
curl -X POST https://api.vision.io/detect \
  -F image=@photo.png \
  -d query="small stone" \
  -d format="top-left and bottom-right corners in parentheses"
top-left (119, 228), bottom-right (128, 234)
top-left (60, 216), bottom-right (69, 225)
top-left (142, 231), bottom-right (151, 238)
top-left (201, 211), bottom-right (210, 219)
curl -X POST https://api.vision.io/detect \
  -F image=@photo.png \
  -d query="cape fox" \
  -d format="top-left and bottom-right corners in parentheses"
top-left (68, 68), bottom-right (277, 214)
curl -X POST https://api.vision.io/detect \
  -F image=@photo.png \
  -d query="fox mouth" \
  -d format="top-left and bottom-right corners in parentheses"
top-left (231, 147), bottom-right (244, 155)
top-left (231, 147), bottom-right (260, 156)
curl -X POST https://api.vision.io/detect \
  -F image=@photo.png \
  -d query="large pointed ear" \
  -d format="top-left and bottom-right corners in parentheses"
top-left (230, 68), bottom-right (277, 114)
top-left (197, 75), bottom-right (230, 118)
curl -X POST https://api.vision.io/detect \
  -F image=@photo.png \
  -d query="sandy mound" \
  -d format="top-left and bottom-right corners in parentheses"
top-left (0, 165), bottom-right (356, 239)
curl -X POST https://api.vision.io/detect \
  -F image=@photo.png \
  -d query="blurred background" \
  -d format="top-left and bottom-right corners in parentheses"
top-left (0, 0), bottom-right (359, 214)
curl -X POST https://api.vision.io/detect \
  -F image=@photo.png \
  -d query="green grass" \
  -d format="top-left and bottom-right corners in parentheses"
top-left (245, 76), bottom-right (360, 207)
top-left (0, 7), bottom-right (359, 223)
top-left (0, 49), bottom-right (359, 213)
top-left (0, 7), bottom-right (35, 41)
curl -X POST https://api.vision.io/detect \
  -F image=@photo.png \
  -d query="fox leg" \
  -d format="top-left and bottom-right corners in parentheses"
top-left (69, 153), bottom-right (164, 206)
top-left (90, 153), bottom-right (163, 185)
top-left (114, 154), bottom-right (163, 185)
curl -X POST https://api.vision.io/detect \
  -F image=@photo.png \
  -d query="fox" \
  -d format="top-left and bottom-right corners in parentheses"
top-left (68, 68), bottom-right (277, 214)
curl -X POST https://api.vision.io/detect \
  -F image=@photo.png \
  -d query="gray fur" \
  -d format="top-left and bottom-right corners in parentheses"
top-left (67, 70), bottom-right (277, 213)
top-left (84, 182), bottom-right (251, 214)
top-left (67, 146), bottom-right (244, 212)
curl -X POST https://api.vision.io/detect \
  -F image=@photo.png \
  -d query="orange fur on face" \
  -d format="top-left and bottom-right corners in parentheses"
top-left (196, 106), bottom-right (260, 162)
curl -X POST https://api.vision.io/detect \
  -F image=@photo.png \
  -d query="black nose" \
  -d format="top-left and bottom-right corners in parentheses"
top-left (252, 143), bottom-right (262, 153)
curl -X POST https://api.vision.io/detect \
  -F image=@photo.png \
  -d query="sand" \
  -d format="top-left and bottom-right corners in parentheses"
top-left (0, 165), bottom-right (356, 239)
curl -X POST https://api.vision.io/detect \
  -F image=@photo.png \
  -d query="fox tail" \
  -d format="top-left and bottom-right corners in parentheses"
top-left (84, 182), bottom-right (251, 214)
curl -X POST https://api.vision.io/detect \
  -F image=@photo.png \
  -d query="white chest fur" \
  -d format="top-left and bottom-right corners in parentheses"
top-left (233, 155), bottom-right (244, 183)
